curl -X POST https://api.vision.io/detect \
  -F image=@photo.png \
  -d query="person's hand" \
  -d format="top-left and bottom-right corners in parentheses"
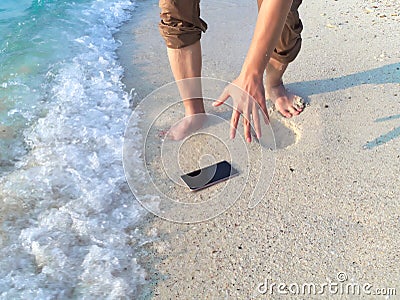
top-left (212, 72), bottom-right (269, 142)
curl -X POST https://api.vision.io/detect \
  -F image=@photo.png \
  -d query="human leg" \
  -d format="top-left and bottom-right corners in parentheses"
top-left (258, 0), bottom-right (304, 118)
top-left (159, 0), bottom-right (207, 139)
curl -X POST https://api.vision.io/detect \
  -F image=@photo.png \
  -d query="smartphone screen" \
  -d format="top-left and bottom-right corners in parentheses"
top-left (180, 160), bottom-right (239, 191)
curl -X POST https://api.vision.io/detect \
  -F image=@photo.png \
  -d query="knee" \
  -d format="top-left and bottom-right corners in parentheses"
top-left (158, 14), bottom-right (203, 49)
top-left (158, 0), bottom-right (207, 49)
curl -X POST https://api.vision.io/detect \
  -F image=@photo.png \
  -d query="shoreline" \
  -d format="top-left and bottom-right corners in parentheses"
top-left (0, 0), bottom-right (148, 297)
top-left (117, 0), bottom-right (400, 298)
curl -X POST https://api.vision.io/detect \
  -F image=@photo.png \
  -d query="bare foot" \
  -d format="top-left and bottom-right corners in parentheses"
top-left (266, 83), bottom-right (304, 118)
top-left (162, 113), bottom-right (207, 141)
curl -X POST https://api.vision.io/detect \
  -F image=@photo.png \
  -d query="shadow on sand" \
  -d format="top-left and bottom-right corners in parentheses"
top-left (287, 62), bottom-right (400, 149)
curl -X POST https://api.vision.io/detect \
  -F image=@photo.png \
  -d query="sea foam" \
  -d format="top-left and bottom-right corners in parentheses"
top-left (0, 0), bottom-right (150, 298)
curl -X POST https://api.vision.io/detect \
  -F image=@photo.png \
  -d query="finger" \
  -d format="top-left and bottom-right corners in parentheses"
top-left (252, 103), bottom-right (261, 139)
top-left (257, 97), bottom-right (270, 125)
top-left (213, 86), bottom-right (230, 107)
top-left (230, 109), bottom-right (240, 139)
top-left (243, 103), bottom-right (251, 143)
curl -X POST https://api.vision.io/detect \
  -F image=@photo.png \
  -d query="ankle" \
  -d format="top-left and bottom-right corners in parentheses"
top-left (265, 59), bottom-right (288, 89)
top-left (184, 98), bottom-right (205, 116)
top-left (185, 109), bottom-right (206, 117)
top-left (266, 80), bottom-right (284, 92)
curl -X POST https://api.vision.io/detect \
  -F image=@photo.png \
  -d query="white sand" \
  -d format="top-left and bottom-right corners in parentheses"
top-left (117, 0), bottom-right (400, 298)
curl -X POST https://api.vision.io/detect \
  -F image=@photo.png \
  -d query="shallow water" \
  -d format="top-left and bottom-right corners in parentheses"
top-left (0, 0), bottom-right (149, 298)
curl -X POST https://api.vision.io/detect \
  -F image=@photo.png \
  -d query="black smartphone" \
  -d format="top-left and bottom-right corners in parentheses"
top-left (180, 160), bottom-right (239, 191)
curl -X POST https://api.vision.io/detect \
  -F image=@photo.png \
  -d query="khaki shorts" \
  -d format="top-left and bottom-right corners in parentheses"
top-left (158, 0), bottom-right (303, 64)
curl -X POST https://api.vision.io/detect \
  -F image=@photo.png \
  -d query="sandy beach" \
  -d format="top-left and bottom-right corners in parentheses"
top-left (117, 0), bottom-right (400, 298)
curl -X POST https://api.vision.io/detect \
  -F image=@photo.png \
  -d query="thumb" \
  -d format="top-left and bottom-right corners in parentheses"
top-left (213, 86), bottom-right (230, 107)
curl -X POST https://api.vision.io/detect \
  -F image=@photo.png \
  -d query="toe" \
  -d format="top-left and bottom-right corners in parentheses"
top-left (158, 129), bottom-right (168, 138)
top-left (288, 106), bottom-right (300, 116)
top-left (276, 103), bottom-right (292, 118)
top-left (295, 106), bottom-right (303, 112)
top-left (281, 109), bottom-right (292, 118)
top-left (293, 96), bottom-right (305, 111)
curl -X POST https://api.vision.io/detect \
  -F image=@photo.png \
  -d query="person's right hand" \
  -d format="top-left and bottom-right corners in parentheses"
top-left (212, 72), bottom-right (269, 142)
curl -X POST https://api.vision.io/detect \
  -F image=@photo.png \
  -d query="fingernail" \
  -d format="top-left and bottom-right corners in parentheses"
top-left (247, 137), bottom-right (251, 143)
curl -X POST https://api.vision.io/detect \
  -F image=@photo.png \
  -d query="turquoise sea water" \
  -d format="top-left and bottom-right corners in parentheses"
top-left (0, 0), bottom-right (148, 298)
top-left (1, 0), bottom-right (90, 167)
top-left (0, 0), bottom-right (119, 167)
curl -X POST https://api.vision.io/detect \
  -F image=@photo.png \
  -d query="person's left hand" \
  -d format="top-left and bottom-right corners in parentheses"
top-left (213, 72), bottom-right (269, 142)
